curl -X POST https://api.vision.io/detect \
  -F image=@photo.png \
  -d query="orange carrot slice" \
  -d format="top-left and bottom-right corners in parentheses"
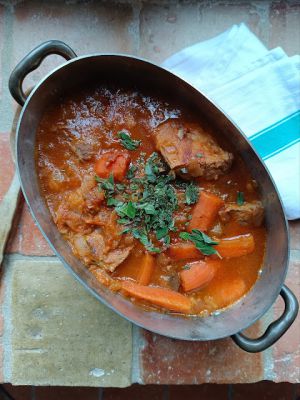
top-left (189, 191), bottom-right (224, 232)
top-left (168, 242), bottom-right (202, 260)
top-left (137, 253), bottom-right (155, 285)
top-left (213, 278), bottom-right (247, 307)
top-left (121, 281), bottom-right (192, 314)
top-left (179, 260), bottom-right (219, 292)
top-left (215, 234), bottom-right (255, 258)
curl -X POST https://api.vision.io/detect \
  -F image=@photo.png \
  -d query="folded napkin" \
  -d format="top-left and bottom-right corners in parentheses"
top-left (162, 23), bottom-right (300, 220)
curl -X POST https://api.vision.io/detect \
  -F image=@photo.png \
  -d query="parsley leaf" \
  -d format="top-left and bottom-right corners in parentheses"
top-left (131, 228), bottom-right (160, 253)
top-left (95, 174), bottom-right (115, 199)
top-left (237, 191), bottom-right (244, 206)
top-left (179, 229), bottom-right (220, 257)
top-left (115, 201), bottom-right (136, 219)
top-left (185, 183), bottom-right (199, 205)
top-left (126, 164), bottom-right (137, 180)
top-left (118, 130), bottom-right (141, 151)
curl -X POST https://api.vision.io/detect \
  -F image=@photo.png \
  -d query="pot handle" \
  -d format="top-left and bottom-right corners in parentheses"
top-left (9, 40), bottom-right (77, 106)
top-left (231, 285), bottom-right (298, 353)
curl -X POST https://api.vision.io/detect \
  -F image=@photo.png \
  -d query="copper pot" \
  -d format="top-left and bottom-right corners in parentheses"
top-left (9, 40), bottom-right (298, 352)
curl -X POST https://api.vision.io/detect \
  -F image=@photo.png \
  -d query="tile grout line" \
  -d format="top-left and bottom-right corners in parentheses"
top-left (228, 383), bottom-right (233, 400)
top-left (131, 325), bottom-right (145, 384)
top-left (5, 254), bottom-right (58, 263)
top-left (31, 385), bottom-right (35, 400)
top-left (2, 257), bottom-right (14, 383)
top-left (251, 1), bottom-right (271, 46)
top-left (163, 384), bottom-right (169, 400)
top-left (262, 306), bottom-right (276, 381)
top-left (0, 3), bottom-right (15, 132)
top-left (128, 0), bottom-right (142, 56)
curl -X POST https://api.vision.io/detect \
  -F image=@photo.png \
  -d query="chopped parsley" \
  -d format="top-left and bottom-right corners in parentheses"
top-left (118, 130), bottom-right (141, 150)
top-left (185, 182), bottom-right (199, 205)
top-left (95, 174), bottom-right (115, 196)
top-left (126, 164), bottom-right (137, 179)
top-left (179, 229), bottom-right (220, 257)
top-left (237, 191), bottom-right (244, 206)
top-left (131, 228), bottom-right (160, 253)
top-left (96, 152), bottom-right (179, 252)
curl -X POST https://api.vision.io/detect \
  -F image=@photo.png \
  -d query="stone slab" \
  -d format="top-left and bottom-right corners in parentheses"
top-left (8, 258), bottom-right (132, 387)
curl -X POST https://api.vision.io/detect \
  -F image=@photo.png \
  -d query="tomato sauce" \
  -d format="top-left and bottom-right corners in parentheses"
top-left (36, 86), bottom-right (266, 316)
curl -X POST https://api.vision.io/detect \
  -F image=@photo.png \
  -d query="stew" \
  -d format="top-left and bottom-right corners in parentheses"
top-left (36, 86), bottom-right (266, 316)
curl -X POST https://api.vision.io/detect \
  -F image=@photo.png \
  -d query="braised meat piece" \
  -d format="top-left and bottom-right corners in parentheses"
top-left (219, 201), bottom-right (264, 227)
top-left (71, 141), bottom-right (95, 161)
top-left (70, 222), bottom-right (133, 272)
top-left (154, 119), bottom-right (233, 180)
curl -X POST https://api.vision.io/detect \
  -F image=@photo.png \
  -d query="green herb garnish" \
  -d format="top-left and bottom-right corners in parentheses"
top-left (131, 228), bottom-right (160, 253)
top-left (237, 191), bottom-right (244, 206)
top-left (182, 264), bottom-right (191, 270)
top-left (96, 174), bottom-right (115, 196)
top-left (115, 201), bottom-right (136, 219)
top-left (179, 229), bottom-right (220, 257)
top-left (126, 164), bottom-right (137, 179)
top-left (118, 131), bottom-right (141, 150)
top-left (185, 182), bottom-right (199, 205)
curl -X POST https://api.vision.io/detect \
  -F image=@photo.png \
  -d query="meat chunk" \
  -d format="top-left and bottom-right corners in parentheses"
top-left (70, 141), bottom-right (95, 161)
top-left (70, 228), bottom-right (133, 272)
top-left (154, 119), bottom-right (233, 180)
top-left (219, 201), bottom-right (264, 227)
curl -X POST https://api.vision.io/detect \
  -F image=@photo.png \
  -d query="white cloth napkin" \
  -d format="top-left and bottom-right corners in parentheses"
top-left (162, 23), bottom-right (300, 220)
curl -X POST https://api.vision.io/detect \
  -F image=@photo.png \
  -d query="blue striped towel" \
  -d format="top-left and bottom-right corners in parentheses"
top-left (162, 23), bottom-right (300, 220)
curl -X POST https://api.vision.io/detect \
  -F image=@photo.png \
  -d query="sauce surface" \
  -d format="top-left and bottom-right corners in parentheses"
top-left (36, 86), bottom-right (266, 316)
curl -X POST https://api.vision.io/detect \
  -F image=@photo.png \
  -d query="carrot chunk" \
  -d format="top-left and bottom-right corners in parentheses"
top-left (168, 242), bottom-right (202, 260)
top-left (189, 191), bottom-right (224, 232)
top-left (179, 260), bottom-right (219, 292)
top-left (121, 281), bottom-right (192, 314)
top-left (213, 278), bottom-right (247, 307)
top-left (215, 234), bottom-right (255, 258)
top-left (95, 151), bottom-right (130, 181)
top-left (137, 253), bottom-right (155, 285)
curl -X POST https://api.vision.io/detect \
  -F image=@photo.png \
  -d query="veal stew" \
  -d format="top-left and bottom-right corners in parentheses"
top-left (36, 86), bottom-right (266, 316)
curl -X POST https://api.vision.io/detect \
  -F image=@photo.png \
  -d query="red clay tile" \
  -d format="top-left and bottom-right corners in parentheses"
top-left (12, 1), bottom-right (136, 95)
top-left (232, 381), bottom-right (295, 400)
top-left (295, 383), bottom-right (300, 397)
top-left (103, 384), bottom-right (164, 400)
top-left (139, 2), bottom-right (270, 63)
top-left (0, 124), bottom-right (52, 257)
top-left (272, 256), bottom-right (300, 382)
top-left (35, 386), bottom-right (99, 400)
top-left (169, 384), bottom-right (228, 400)
top-left (6, 195), bottom-right (53, 256)
top-left (1, 384), bottom-right (32, 400)
top-left (141, 323), bottom-right (263, 384)
top-left (0, 344), bottom-right (3, 383)
top-left (0, 134), bottom-right (15, 203)
top-left (269, 1), bottom-right (300, 56)
top-left (289, 221), bottom-right (300, 251)
top-left (0, 5), bottom-right (4, 94)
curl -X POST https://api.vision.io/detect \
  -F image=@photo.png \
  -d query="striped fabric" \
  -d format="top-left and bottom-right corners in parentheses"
top-left (251, 111), bottom-right (300, 161)
top-left (163, 24), bottom-right (300, 219)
